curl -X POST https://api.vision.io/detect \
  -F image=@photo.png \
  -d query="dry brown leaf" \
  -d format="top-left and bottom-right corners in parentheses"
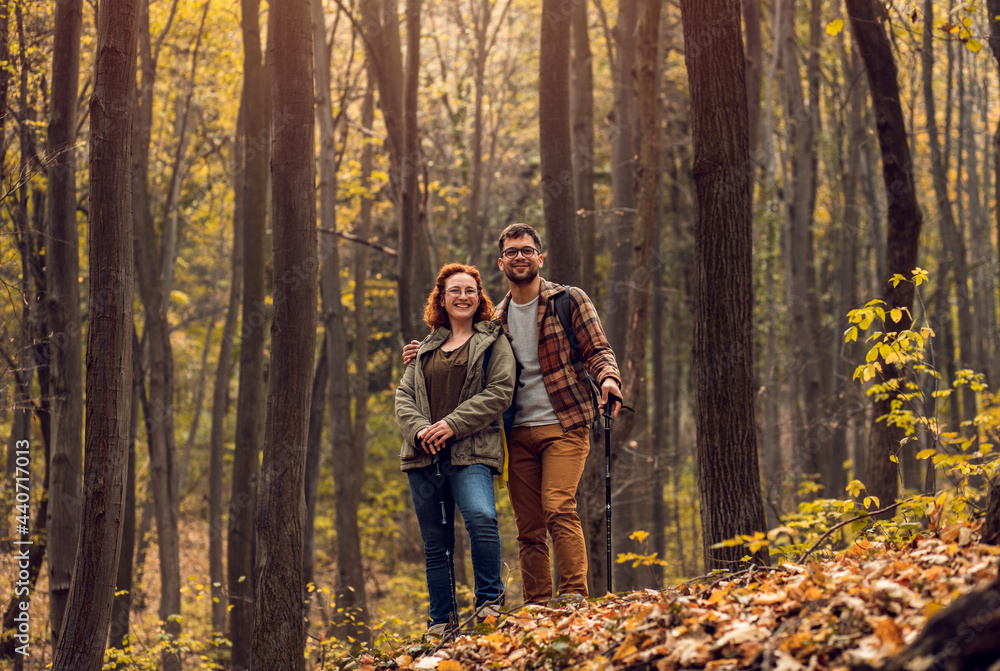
top-left (872, 617), bottom-right (904, 652)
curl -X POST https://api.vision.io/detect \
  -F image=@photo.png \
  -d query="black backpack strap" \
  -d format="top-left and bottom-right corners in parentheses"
top-left (552, 285), bottom-right (581, 358)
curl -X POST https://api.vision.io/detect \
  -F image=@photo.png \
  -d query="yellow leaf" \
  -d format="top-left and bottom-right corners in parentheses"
top-left (890, 308), bottom-right (902, 323)
top-left (826, 18), bottom-right (845, 35)
top-left (966, 38), bottom-right (983, 52)
top-left (845, 326), bottom-right (858, 343)
top-left (889, 454), bottom-right (899, 463)
top-left (438, 661), bottom-right (464, 671)
top-left (707, 589), bottom-right (727, 605)
top-left (916, 448), bottom-right (936, 460)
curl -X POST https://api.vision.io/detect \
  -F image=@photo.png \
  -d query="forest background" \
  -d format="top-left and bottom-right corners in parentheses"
top-left (3, 0), bottom-right (1000, 667)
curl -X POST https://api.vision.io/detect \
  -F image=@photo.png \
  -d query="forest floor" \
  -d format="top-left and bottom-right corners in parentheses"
top-left (2, 518), bottom-right (995, 669)
top-left (363, 519), bottom-right (997, 670)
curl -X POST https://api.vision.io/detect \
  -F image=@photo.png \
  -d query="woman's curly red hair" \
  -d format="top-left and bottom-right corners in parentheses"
top-left (423, 263), bottom-right (496, 329)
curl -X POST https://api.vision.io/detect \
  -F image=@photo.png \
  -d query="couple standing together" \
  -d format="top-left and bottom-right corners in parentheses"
top-left (395, 223), bottom-right (623, 635)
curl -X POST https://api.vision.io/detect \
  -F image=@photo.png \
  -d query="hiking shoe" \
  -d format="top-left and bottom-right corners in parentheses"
top-left (424, 622), bottom-right (450, 640)
top-left (546, 593), bottom-right (586, 609)
top-left (520, 602), bottom-right (553, 614)
top-left (475, 602), bottom-right (503, 624)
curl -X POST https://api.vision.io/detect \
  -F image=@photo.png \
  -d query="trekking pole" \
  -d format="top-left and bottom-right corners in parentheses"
top-left (604, 393), bottom-right (632, 596)
top-left (434, 456), bottom-right (460, 633)
top-left (604, 393), bottom-right (620, 596)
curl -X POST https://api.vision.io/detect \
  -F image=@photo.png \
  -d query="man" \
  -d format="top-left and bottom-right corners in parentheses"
top-left (404, 223), bottom-right (622, 608)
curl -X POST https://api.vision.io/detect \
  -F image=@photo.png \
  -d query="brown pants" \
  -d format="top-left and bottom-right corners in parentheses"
top-left (507, 424), bottom-right (590, 604)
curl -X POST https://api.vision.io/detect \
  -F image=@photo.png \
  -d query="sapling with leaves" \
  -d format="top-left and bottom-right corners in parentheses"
top-left (845, 268), bottom-right (994, 526)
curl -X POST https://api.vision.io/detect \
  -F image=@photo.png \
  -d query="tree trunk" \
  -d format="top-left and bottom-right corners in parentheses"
top-left (251, 0), bottom-right (317, 662)
top-left (921, 0), bottom-right (978, 437)
top-left (229, 0), bottom-right (269, 663)
top-left (743, 0), bottom-right (763, 162)
top-left (466, 0), bottom-right (490, 269)
top-left (846, 0), bottom-right (923, 511)
top-left (831, 40), bottom-right (865, 499)
top-left (680, 0), bottom-right (768, 571)
top-left (611, 0), bottom-right (661, 593)
top-left (571, 0), bottom-right (596, 296)
top-left (110, 344), bottom-right (141, 651)
top-left (131, 1), bottom-right (181, 660)
top-left (358, 0), bottom-right (429, 342)
top-left (45, 0), bottom-right (83, 641)
top-left (208, 97), bottom-right (244, 638)
top-left (51, 0), bottom-right (137, 663)
top-left (780, 0), bottom-right (826, 494)
top-left (402, 0), bottom-right (432, 338)
top-left (604, 0), bottom-right (638, 354)
top-left (981, 0), bottom-right (1000, 543)
top-left (303, 345), bottom-right (327, 606)
top-left (313, 0), bottom-right (371, 641)
top-left (538, 0), bottom-right (580, 286)
top-left (879, 574), bottom-right (1000, 671)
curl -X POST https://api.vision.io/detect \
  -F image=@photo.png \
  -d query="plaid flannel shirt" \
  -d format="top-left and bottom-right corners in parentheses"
top-left (496, 278), bottom-right (621, 432)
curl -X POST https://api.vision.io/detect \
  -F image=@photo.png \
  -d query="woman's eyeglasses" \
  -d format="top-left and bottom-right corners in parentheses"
top-left (445, 287), bottom-right (479, 297)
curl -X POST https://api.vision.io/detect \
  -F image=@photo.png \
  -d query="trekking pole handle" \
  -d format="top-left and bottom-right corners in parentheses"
top-left (603, 392), bottom-right (622, 419)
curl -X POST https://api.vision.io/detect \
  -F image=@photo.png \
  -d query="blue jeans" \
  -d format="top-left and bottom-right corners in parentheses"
top-left (408, 456), bottom-right (502, 625)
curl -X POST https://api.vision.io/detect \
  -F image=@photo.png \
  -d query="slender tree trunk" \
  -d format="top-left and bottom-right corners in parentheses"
top-left (571, 0), bottom-right (596, 296)
top-left (110, 339), bottom-right (142, 652)
top-left (743, 0), bottom-right (762, 162)
top-left (831, 41), bottom-right (865, 499)
top-left (303, 346), bottom-right (327, 606)
top-left (403, 0), bottom-right (432, 338)
top-left (845, 0), bottom-right (923, 511)
top-left (313, 0), bottom-right (371, 640)
top-left (538, 0), bottom-right (580, 285)
top-left (358, 0), bottom-right (429, 341)
top-left (209, 97), bottom-right (245, 637)
top-left (466, 0), bottom-right (490, 269)
top-left (604, 0), bottom-right (638, 354)
top-left (51, 0), bottom-right (137, 663)
top-left (611, 0), bottom-right (662, 592)
top-left (131, 1), bottom-right (181, 659)
top-left (780, 0), bottom-right (826, 493)
top-left (921, 0), bottom-right (978, 436)
top-left (251, 0), bottom-right (317, 662)
top-left (681, 0), bottom-right (768, 570)
top-left (45, 0), bottom-right (83, 640)
top-left (229, 0), bottom-right (269, 664)
top-left (980, 0), bottom-right (1000, 543)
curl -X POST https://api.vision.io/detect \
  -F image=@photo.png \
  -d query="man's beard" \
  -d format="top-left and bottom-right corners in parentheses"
top-left (503, 263), bottom-right (538, 285)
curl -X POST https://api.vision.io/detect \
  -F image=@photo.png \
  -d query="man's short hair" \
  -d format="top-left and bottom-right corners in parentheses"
top-left (498, 223), bottom-right (542, 252)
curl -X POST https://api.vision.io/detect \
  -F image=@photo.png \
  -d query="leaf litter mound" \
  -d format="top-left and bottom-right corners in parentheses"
top-left (365, 521), bottom-right (998, 670)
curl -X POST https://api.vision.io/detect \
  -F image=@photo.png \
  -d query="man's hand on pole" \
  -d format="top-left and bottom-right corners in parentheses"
top-left (599, 378), bottom-right (623, 418)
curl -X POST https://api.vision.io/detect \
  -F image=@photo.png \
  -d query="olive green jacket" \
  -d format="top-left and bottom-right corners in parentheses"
top-left (395, 319), bottom-right (515, 472)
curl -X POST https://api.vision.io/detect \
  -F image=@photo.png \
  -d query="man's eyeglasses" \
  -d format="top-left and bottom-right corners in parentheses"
top-left (445, 287), bottom-right (479, 297)
top-left (501, 246), bottom-right (539, 259)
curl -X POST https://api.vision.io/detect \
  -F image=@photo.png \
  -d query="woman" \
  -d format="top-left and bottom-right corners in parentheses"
top-left (395, 263), bottom-right (515, 636)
